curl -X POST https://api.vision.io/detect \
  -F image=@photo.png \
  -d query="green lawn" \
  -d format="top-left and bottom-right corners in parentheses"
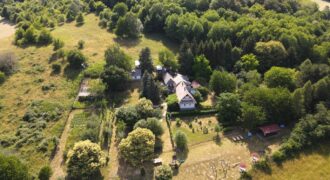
top-left (251, 143), bottom-right (330, 180)
top-left (52, 13), bottom-right (178, 65)
top-left (172, 115), bottom-right (219, 146)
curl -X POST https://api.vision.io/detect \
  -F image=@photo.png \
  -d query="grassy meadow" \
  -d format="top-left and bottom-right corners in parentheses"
top-left (0, 13), bottom-right (177, 176)
top-left (251, 143), bottom-right (330, 180)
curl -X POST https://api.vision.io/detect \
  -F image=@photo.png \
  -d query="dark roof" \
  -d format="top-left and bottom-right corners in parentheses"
top-left (259, 124), bottom-right (280, 136)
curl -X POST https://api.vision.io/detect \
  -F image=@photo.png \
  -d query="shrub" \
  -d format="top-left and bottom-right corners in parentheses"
top-left (202, 126), bottom-right (209, 134)
top-left (77, 40), bottom-right (85, 49)
top-left (51, 63), bottom-right (61, 74)
top-left (0, 71), bottom-right (5, 84)
top-left (84, 62), bottom-right (104, 78)
top-left (155, 165), bottom-right (173, 180)
top-left (174, 131), bottom-right (188, 151)
top-left (37, 29), bottom-right (53, 45)
top-left (0, 52), bottom-right (17, 75)
top-left (175, 118), bottom-right (182, 127)
top-left (0, 154), bottom-right (30, 180)
top-left (166, 94), bottom-right (179, 111)
top-left (76, 13), bottom-right (84, 25)
top-left (67, 49), bottom-right (86, 68)
top-left (38, 166), bottom-right (52, 180)
top-left (53, 38), bottom-right (64, 51)
top-left (197, 86), bottom-right (209, 100)
top-left (253, 159), bottom-right (271, 173)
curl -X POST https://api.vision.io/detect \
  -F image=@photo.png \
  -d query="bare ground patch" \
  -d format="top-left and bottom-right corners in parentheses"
top-left (0, 18), bottom-right (15, 40)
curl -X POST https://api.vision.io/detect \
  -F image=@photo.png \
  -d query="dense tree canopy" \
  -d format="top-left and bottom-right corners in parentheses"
top-left (66, 140), bottom-right (106, 178)
top-left (118, 128), bottom-right (155, 167)
top-left (0, 154), bottom-right (29, 180)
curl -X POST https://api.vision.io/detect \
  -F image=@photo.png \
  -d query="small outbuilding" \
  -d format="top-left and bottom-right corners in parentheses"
top-left (259, 124), bottom-right (280, 136)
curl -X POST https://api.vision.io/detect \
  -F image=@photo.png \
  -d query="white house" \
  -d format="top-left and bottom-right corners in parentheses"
top-left (163, 72), bottom-right (196, 110)
top-left (176, 82), bottom-right (196, 110)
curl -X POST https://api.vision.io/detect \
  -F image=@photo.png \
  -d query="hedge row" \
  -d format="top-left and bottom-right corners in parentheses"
top-left (168, 109), bottom-right (217, 118)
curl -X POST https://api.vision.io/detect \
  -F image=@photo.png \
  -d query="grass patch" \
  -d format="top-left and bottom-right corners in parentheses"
top-left (52, 14), bottom-right (178, 65)
top-left (65, 111), bottom-right (102, 151)
top-left (172, 115), bottom-right (219, 146)
top-left (251, 142), bottom-right (330, 180)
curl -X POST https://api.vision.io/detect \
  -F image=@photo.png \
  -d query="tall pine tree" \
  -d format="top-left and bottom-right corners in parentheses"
top-left (141, 72), bottom-right (161, 104)
top-left (139, 47), bottom-right (154, 74)
top-left (178, 39), bottom-right (194, 76)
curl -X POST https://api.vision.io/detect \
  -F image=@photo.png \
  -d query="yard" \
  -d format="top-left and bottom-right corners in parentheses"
top-left (159, 115), bottom-right (291, 179)
top-left (172, 115), bottom-right (219, 146)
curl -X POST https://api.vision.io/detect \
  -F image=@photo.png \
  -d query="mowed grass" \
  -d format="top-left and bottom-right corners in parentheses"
top-left (172, 115), bottom-right (218, 145)
top-left (52, 13), bottom-right (179, 65)
top-left (251, 143), bottom-right (330, 180)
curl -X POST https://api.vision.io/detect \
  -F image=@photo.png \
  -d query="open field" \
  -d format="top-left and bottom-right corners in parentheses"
top-left (251, 142), bottom-right (330, 180)
top-left (52, 14), bottom-right (178, 65)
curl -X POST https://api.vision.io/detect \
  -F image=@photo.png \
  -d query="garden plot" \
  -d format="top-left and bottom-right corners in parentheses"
top-left (172, 115), bottom-right (219, 145)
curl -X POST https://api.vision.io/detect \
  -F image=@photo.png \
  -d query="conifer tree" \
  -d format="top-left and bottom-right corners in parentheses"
top-left (139, 47), bottom-right (154, 74)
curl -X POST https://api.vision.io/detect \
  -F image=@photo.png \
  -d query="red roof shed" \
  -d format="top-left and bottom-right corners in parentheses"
top-left (259, 124), bottom-right (280, 136)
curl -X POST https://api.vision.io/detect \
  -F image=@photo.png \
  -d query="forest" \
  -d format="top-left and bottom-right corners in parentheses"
top-left (0, 0), bottom-right (329, 179)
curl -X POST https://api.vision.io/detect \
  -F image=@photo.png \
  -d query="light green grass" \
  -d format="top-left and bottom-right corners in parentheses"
top-left (172, 115), bottom-right (218, 145)
top-left (251, 143), bottom-right (330, 180)
top-left (52, 14), bottom-right (178, 65)
top-left (65, 111), bottom-right (102, 150)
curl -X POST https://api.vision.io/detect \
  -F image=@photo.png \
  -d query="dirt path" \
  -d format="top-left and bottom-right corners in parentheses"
top-left (160, 103), bottom-right (173, 152)
top-left (108, 117), bottom-right (120, 179)
top-left (50, 110), bottom-right (82, 180)
top-left (0, 17), bottom-right (15, 40)
top-left (312, 0), bottom-right (330, 10)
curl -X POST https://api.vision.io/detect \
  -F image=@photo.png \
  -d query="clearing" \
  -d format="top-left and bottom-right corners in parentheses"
top-left (52, 14), bottom-right (179, 65)
top-left (251, 142), bottom-right (330, 180)
top-left (312, 0), bottom-right (330, 9)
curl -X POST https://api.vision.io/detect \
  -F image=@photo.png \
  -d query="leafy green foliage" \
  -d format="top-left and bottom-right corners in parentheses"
top-left (101, 65), bottom-right (130, 92)
top-left (104, 44), bottom-right (132, 71)
top-left (38, 166), bottom-right (52, 180)
top-left (115, 12), bottom-right (143, 38)
top-left (134, 118), bottom-right (164, 137)
top-left (209, 70), bottom-right (237, 95)
top-left (264, 67), bottom-right (296, 90)
top-left (193, 55), bottom-right (212, 81)
top-left (67, 49), bottom-right (87, 68)
top-left (166, 94), bottom-right (179, 112)
top-left (216, 93), bottom-right (241, 125)
top-left (0, 154), bottom-right (29, 180)
top-left (174, 130), bottom-right (188, 151)
top-left (67, 140), bottom-right (106, 178)
top-left (155, 165), bottom-right (173, 180)
top-left (118, 128), bottom-right (155, 167)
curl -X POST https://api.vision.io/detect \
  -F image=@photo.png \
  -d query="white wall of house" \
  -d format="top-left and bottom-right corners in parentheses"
top-left (132, 75), bottom-right (141, 80)
top-left (179, 102), bottom-right (195, 110)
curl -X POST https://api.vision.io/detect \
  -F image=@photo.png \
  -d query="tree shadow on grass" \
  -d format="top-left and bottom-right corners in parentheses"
top-left (114, 37), bottom-right (141, 48)
top-left (64, 65), bottom-right (82, 80)
top-left (143, 33), bottom-right (179, 54)
top-left (117, 159), bottom-right (154, 180)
